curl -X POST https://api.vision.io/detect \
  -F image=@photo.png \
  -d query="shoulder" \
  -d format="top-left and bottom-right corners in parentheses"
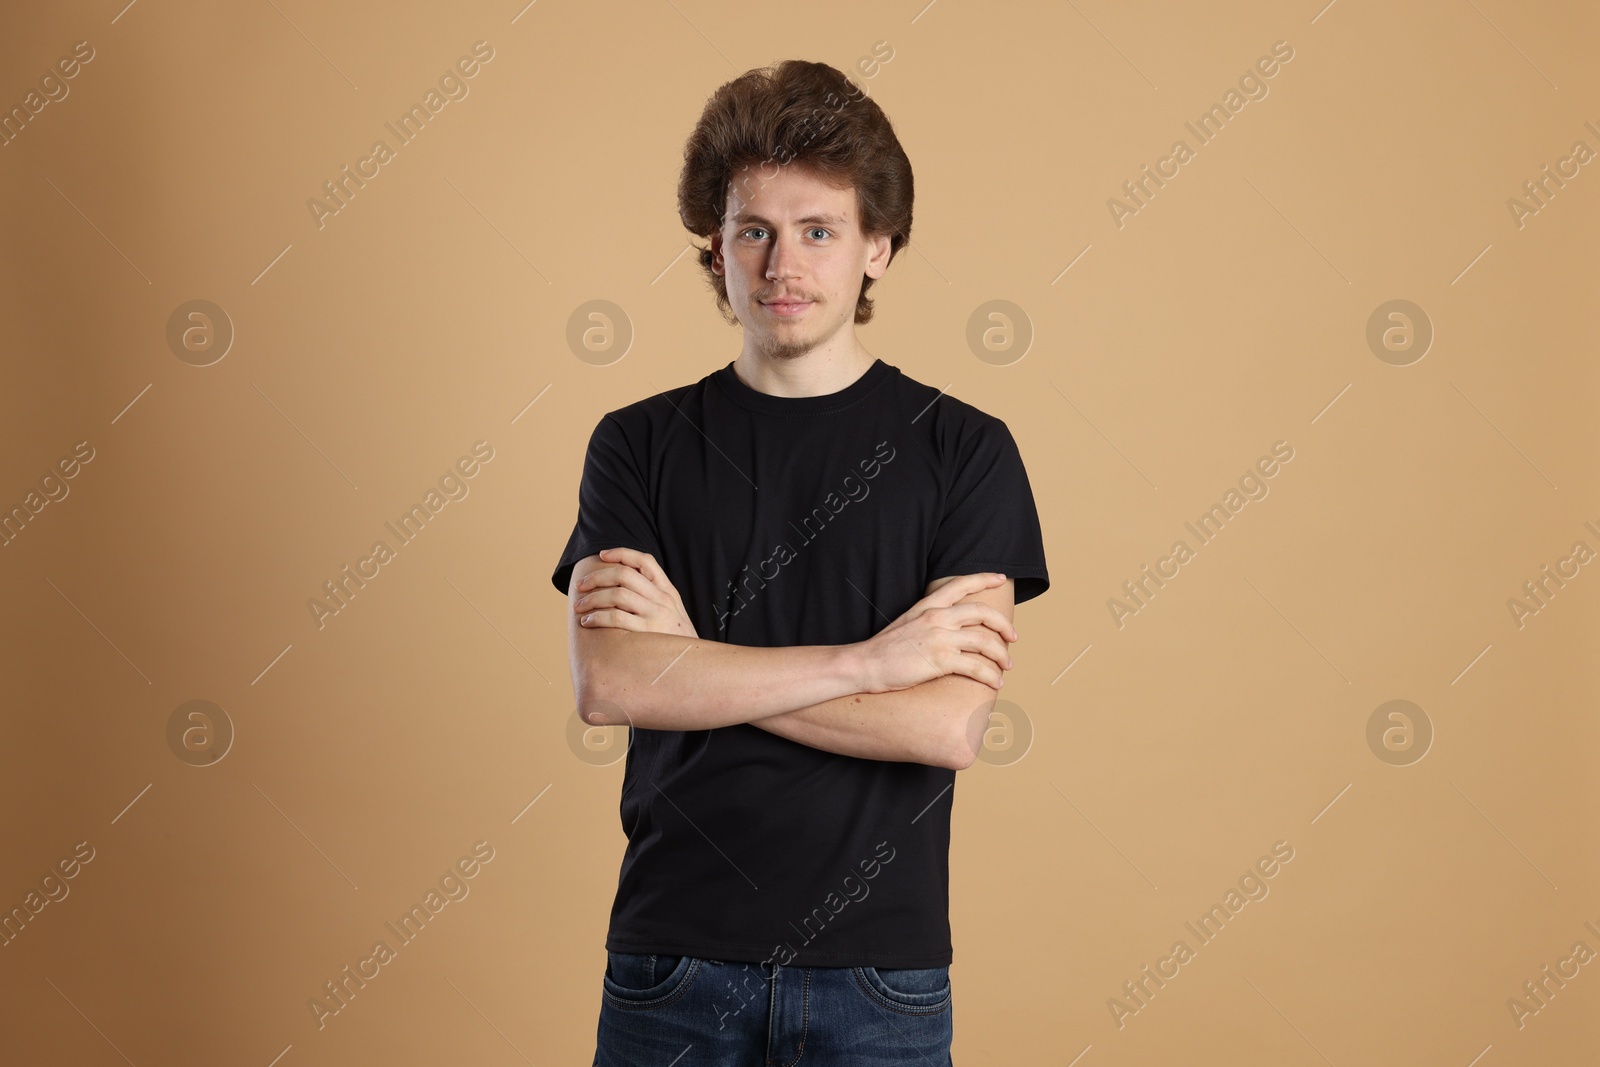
top-left (587, 374), bottom-right (708, 444)
top-left (604, 377), bottom-right (701, 424)
top-left (890, 366), bottom-right (1017, 457)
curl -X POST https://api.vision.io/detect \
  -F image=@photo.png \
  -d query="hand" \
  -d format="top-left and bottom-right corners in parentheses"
top-left (573, 547), bottom-right (698, 639)
top-left (856, 572), bottom-right (1016, 693)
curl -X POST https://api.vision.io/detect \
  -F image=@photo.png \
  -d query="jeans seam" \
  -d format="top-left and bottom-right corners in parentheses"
top-left (765, 966), bottom-right (812, 1067)
top-left (850, 966), bottom-right (952, 1016)
top-left (601, 958), bottom-right (701, 1012)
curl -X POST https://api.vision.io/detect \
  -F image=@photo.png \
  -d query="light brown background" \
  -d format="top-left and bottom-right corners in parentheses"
top-left (2, 1), bottom-right (1596, 1063)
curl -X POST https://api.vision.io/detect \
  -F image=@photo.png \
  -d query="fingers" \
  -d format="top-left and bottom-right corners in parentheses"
top-left (575, 606), bottom-right (646, 632)
top-left (880, 573), bottom-right (1004, 633)
top-left (946, 649), bottom-right (1005, 689)
top-left (575, 561), bottom-right (659, 606)
top-left (579, 556), bottom-right (644, 590)
top-left (970, 604), bottom-right (1019, 643)
top-left (883, 618), bottom-right (1010, 682)
top-left (573, 584), bottom-right (653, 619)
top-left (924, 572), bottom-right (1006, 607)
top-left (589, 549), bottom-right (683, 605)
top-left (579, 550), bottom-right (696, 638)
top-left (929, 601), bottom-right (1017, 643)
top-left (597, 547), bottom-right (663, 583)
top-left (945, 624), bottom-right (1013, 673)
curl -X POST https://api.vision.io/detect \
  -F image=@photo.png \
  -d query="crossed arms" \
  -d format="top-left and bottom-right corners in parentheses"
top-left (561, 547), bottom-right (1019, 770)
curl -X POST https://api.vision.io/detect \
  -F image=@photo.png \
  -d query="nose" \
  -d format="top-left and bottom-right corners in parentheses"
top-left (765, 232), bottom-right (801, 282)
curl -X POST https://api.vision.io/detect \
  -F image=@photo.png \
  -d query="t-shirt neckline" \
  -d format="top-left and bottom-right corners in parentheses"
top-left (712, 357), bottom-right (894, 415)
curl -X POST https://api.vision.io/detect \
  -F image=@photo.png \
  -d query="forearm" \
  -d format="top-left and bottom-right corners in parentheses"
top-left (749, 675), bottom-right (998, 770)
top-left (577, 629), bottom-right (868, 730)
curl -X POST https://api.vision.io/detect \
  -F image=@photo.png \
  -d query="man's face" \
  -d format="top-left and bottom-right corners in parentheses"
top-left (710, 161), bottom-right (892, 361)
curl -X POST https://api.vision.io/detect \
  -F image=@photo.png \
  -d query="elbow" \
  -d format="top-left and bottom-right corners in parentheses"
top-left (944, 689), bottom-right (997, 771)
top-left (946, 738), bottom-right (979, 772)
top-left (575, 673), bottom-right (633, 728)
top-left (573, 647), bottom-right (623, 728)
top-left (576, 691), bottom-right (616, 728)
top-left (574, 652), bottom-right (650, 729)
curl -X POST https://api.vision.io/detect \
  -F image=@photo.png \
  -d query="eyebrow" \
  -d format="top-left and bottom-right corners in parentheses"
top-left (731, 212), bottom-right (850, 227)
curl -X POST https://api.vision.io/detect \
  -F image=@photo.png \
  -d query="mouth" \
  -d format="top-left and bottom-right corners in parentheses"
top-left (761, 300), bottom-right (813, 317)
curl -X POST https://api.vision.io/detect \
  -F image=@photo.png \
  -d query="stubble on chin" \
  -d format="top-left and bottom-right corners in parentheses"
top-left (757, 335), bottom-right (814, 361)
top-left (744, 301), bottom-right (822, 362)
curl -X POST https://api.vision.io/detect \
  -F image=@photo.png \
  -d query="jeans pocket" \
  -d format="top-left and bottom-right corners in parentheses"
top-left (855, 965), bottom-right (952, 1013)
top-left (601, 951), bottom-right (698, 1010)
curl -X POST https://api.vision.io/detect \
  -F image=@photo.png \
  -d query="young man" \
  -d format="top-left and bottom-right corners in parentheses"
top-left (551, 59), bottom-right (1049, 1065)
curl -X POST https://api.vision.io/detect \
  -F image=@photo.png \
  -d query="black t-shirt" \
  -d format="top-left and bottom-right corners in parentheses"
top-left (551, 357), bottom-right (1049, 968)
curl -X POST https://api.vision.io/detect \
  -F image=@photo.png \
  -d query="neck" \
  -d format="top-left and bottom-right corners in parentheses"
top-left (732, 335), bottom-right (875, 399)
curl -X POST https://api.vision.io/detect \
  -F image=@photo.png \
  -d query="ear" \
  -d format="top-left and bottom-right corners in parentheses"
top-left (709, 231), bottom-right (725, 277)
top-left (863, 231), bottom-right (893, 280)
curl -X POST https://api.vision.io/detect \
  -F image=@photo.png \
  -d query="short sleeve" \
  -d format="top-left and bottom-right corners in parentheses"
top-left (926, 416), bottom-right (1050, 605)
top-left (550, 413), bottom-right (665, 596)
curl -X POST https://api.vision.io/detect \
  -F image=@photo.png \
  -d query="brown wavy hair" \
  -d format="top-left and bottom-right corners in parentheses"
top-left (677, 60), bottom-right (914, 326)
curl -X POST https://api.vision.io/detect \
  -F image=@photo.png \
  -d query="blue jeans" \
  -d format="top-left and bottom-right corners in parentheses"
top-left (594, 951), bottom-right (954, 1065)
